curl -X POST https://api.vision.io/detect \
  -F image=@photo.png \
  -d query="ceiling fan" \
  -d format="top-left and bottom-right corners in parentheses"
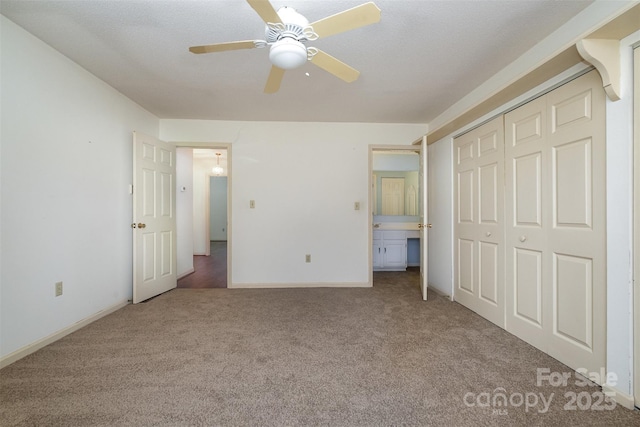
top-left (189, 0), bottom-right (381, 94)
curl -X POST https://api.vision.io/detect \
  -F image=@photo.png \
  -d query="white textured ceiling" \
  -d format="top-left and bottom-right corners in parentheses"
top-left (0, 0), bottom-right (593, 124)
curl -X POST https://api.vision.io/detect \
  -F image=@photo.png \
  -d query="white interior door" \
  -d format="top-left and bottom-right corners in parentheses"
top-left (132, 131), bottom-right (177, 303)
top-left (453, 116), bottom-right (505, 327)
top-left (420, 136), bottom-right (428, 301)
top-left (505, 95), bottom-right (548, 350)
top-left (505, 71), bottom-right (605, 376)
top-left (546, 71), bottom-right (606, 377)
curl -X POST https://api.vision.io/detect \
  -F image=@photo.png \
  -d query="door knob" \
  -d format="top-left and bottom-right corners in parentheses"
top-left (137, 223), bottom-right (146, 229)
top-left (486, 232), bottom-right (492, 237)
top-left (519, 235), bottom-right (527, 242)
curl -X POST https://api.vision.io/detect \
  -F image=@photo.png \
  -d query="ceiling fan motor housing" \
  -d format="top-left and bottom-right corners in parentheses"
top-left (267, 7), bottom-right (311, 70)
top-left (265, 6), bottom-right (310, 43)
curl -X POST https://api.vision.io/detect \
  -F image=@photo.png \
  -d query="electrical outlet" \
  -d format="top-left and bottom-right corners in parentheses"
top-left (305, 254), bottom-right (311, 263)
top-left (55, 281), bottom-right (63, 297)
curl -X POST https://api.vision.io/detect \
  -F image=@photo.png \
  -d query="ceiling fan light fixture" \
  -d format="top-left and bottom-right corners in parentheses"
top-left (269, 38), bottom-right (307, 70)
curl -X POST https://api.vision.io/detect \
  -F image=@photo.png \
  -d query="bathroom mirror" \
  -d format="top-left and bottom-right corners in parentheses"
top-left (372, 152), bottom-right (420, 219)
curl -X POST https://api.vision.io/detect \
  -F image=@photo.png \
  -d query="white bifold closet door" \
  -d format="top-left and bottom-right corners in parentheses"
top-left (454, 117), bottom-right (505, 328)
top-left (505, 70), bottom-right (606, 375)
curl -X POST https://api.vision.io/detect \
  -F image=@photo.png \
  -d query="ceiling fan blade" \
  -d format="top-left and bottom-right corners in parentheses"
top-left (189, 41), bottom-right (257, 54)
top-left (310, 50), bottom-right (360, 83)
top-left (264, 66), bottom-right (285, 93)
top-left (247, 0), bottom-right (282, 24)
top-left (310, 2), bottom-right (381, 39)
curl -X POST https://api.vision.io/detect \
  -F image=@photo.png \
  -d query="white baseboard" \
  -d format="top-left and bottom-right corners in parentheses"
top-left (229, 281), bottom-right (372, 289)
top-left (0, 300), bottom-right (129, 369)
top-left (602, 384), bottom-right (635, 410)
top-left (177, 268), bottom-right (195, 280)
top-left (428, 285), bottom-right (451, 299)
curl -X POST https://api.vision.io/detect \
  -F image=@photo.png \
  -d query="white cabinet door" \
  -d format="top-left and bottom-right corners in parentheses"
top-left (373, 240), bottom-right (384, 268)
top-left (383, 240), bottom-right (407, 268)
top-left (372, 231), bottom-right (408, 271)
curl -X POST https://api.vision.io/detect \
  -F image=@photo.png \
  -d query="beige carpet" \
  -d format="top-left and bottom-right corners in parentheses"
top-left (1, 271), bottom-right (639, 426)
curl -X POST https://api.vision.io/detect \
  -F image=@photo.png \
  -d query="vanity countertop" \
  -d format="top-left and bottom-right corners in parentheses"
top-left (373, 222), bottom-right (420, 231)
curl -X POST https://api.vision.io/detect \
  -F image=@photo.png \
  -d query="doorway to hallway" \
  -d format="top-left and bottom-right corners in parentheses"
top-left (178, 241), bottom-right (227, 288)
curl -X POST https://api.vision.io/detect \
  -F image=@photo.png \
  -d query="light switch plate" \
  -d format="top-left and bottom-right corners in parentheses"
top-left (55, 281), bottom-right (63, 297)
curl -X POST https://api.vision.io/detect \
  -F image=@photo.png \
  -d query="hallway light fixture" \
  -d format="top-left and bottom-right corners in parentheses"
top-left (212, 153), bottom-right (224, 176)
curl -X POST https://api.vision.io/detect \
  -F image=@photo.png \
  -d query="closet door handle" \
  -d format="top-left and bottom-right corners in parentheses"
top-left (486, 232), bottom-right (492, 237)
top-left (519, 235), bottom-right (527, 242)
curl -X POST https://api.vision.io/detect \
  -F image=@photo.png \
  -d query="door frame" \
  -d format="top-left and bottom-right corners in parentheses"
top-left (368, 144), bottom-right (425, 291)
top-left (633, 45), bottom-right (640, 409)
top-left (176, 141), bottom-right (232, 288)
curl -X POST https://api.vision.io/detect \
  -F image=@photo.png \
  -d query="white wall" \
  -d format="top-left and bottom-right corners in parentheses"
top-left (427, 138), bottom-right (453, 296)
top-left (176, 148), bottom-right (194, 278)
top-left (373, 153), bottom-right (420, 171)
top-left (1, 17), bottom-right (159, 359)
top-left (160, 120), bottom-right (426, 286)
top-left (603, 29), bottom-right (640, 401)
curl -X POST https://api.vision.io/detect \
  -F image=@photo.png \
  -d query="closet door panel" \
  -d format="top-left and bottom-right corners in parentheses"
top-left (513, 152), bottom-right (543, 227)
top-left (457, 238), bottom-right (475, 295)
top-left (514, 248), bottom-right (543, 327)
top-left (553, 138), bottom-right (592, 229)
top-left (457, 169), bottom-right (474, 224)
top-left (546, 70), bottom-right (605, 375)
top-left (504, 70), bottom-right (605, 377)
top-left (479, 163), bottom-right (498, 224)
top-left (454, 116), bottom-right (504, 327)
top-left (479, 241), bottom-right (499, 305)
top-left (554, 253), bottom-right (593, 348)
top-left (505, 96), bottom-right (548, 350)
